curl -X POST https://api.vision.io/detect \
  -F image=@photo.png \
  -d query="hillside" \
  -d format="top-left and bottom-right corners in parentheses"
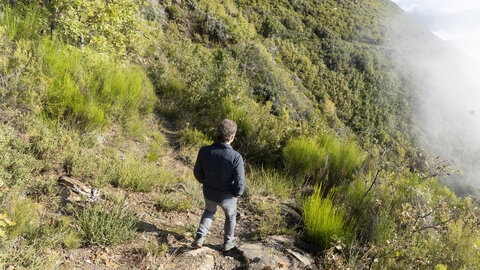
top-left (1, 0), bottom-right (480, 269)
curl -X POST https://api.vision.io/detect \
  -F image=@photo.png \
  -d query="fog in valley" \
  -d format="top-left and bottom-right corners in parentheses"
top-left (391, 0), bottom-right (480, 194)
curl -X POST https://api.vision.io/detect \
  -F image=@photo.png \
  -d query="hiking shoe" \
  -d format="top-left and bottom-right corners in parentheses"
top-left (192, 234), bottom-right (205, 249)
top-left (222, 241), bottom-right (236, 252)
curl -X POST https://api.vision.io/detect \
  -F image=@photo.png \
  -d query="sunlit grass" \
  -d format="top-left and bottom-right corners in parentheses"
top-left (109, 156), bottom-right (170, 192)
top-left (38, 38), bottom-right (155, 130)
top-left (284, 133), bottom-right (365, 187)
top-left (75, 202), bottom-right (138, 246)
top-left (303, 184), bottom-right (354, 249)
top-left (246, 167), bottom-right (297, 199)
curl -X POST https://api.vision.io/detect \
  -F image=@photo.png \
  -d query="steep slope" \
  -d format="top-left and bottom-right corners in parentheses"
top-left (1, 1), bottom-right (480, 269)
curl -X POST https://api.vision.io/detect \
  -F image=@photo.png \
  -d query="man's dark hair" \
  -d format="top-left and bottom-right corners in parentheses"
top-left (217, 119), bottom-right (237, 143)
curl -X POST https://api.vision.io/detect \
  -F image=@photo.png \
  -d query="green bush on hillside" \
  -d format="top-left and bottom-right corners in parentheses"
top-left (0, 3), bottom-right (47, 41)
top-left (283, 137), bottom-right (327, 179)
top-left (52, 0), bottom-right (151, 56)
top-left (109, 156), bottom-right (169, 192)
top-left (166, 5), bottom-right (184, 21)
top-left (6, 196), bottom-right (40, 238)
top-left (246, 167), bottom-right (296, 199)
top-left (318, 133), bottom-right (365, 188)
top-left (38, 39), bottom-right (155, 130)
top-left (303, 184), bottom-right (354, 249)
top-left (75, 202), bottom-right (138, 246)
top-left (283, 134), bottom-right (365, 188)
top-left (179, 127), bottom-right (213, 147)
top-left (0, 127), bottom-right (39, 188)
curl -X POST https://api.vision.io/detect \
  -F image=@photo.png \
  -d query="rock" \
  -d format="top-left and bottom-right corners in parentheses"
top-left (269, 235), bottom-right (295, 246)
top-left (172, 247), bottom-right (215, 270)
top-left (280, 205), bottom-right (303, 227)
top-left (238, 243), bottom-right (290, 270)
top-left (197, 254), bottom-right (215, 270)
top-left (240, 236), bottom-right (316, 269)
top-left (286, 249), bottom-right (314, 267)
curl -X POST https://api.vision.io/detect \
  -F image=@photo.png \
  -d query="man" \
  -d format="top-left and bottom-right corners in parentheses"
top-left (192, 119), bottom-right (245, 252)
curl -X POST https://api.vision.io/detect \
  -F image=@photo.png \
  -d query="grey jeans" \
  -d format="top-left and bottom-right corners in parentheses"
top-left (196, 196), bottom-right (238, 243)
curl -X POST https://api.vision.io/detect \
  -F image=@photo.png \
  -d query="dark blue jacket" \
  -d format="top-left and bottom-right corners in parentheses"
top-left (193, 142), bottom-right (245, 202)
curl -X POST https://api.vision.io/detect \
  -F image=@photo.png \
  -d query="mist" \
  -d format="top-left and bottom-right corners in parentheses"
top-left (387, 2), bottom-right (480, 195)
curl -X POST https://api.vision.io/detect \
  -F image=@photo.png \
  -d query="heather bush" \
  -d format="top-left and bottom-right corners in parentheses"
top-left (38, 39), bottom-right (155, 130)
top-left (0, 3), bottom-right (47, 41)
top-left (109, 156), bottom-right (169, 192)
top-left (283, 133), bottom-right (365, 188)
top-left (75, 202), bottom-right (138, 246)
top-left (246, 167), bottom-right (296, 199)
top-left (179, 127), bottom-right (213, 147)
top-left (303, 184), bottom-right (354, 249)
top-left (155, 193), bottom-right (193, 212)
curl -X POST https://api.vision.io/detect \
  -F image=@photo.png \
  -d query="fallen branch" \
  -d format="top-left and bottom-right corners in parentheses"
top-left (413, 216), bottom-right (456, 233)
top-left (360, 149), bottom-right (387, 203)
top-left (124, 23), bottom-right (161, 49)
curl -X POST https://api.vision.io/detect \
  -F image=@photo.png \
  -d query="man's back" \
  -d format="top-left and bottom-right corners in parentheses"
top-left (194, 142), bottom-right (245, 202)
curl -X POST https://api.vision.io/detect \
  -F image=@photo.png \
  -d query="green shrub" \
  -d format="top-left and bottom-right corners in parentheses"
top-left (0, 126), bottom-right (39, 188)
top-left (303, 184), bottom-right (354, 249)
top-left (179, 127), bottom-right (213, 147)
top-left (155, 193), bottom-right (193, 212)
top-left (63, 230), bottom-right (82, 249)
top-left (341, 176), bottom-right (378, 241)
top-left (318, 134), bottom-right (365, 188)
top-left (283, 134), bottom-right (365, 188)
top-left (246, 167), bottom-right (296, 199)
top-left (0, 238), bottom-right (58, 270)
top-left (109, 156), bottom-right (169, 192)
top-left (38, 38), bottom-right (155, 130)
top-left (7, 196), bottom-right (40, 238)
top-left (52, 0), bottom-right (150, 56)
top-left (283, 137), bottom-right (327, 179)
top-left (159, 77), bottom-right (186, 99)
top-left (166, 5), bottom-right (184, 21)
top-left (0, 3), bottom-right (47, 41)
top-left (75, 202), bottom-right (138, 246)
top-left (198, 13), bottom-right (229, 42)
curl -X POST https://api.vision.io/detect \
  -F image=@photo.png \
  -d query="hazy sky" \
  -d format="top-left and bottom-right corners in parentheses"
top-left (392, 0), bottom-right (480, 62)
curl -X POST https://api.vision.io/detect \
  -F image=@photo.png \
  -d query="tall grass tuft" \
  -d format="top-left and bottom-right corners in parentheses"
top-left (0, 3), bottom-right (47, 41)
top-left (283, 137), bottom-right (327, 178)
top-left (109, 156), bottom-right (169, 192)
top-left (303, 184), bottom-right (354, 249)
top-left (246, 167), bottom-right (296, 199)
top-left (179, 127), bottom-right (213, 147)
top-left (6, 196), bottom-right (40, 238)
top-left (75, 202), bottom-right (138, 246)
top-left (318, 134), bottom-right (365, 188)
top-left (0, 238), bottom-right (58, 269)
top-left (283, 133), bottom-right (365, 188)
top-left (38, 38), bottom-right (155, 130)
